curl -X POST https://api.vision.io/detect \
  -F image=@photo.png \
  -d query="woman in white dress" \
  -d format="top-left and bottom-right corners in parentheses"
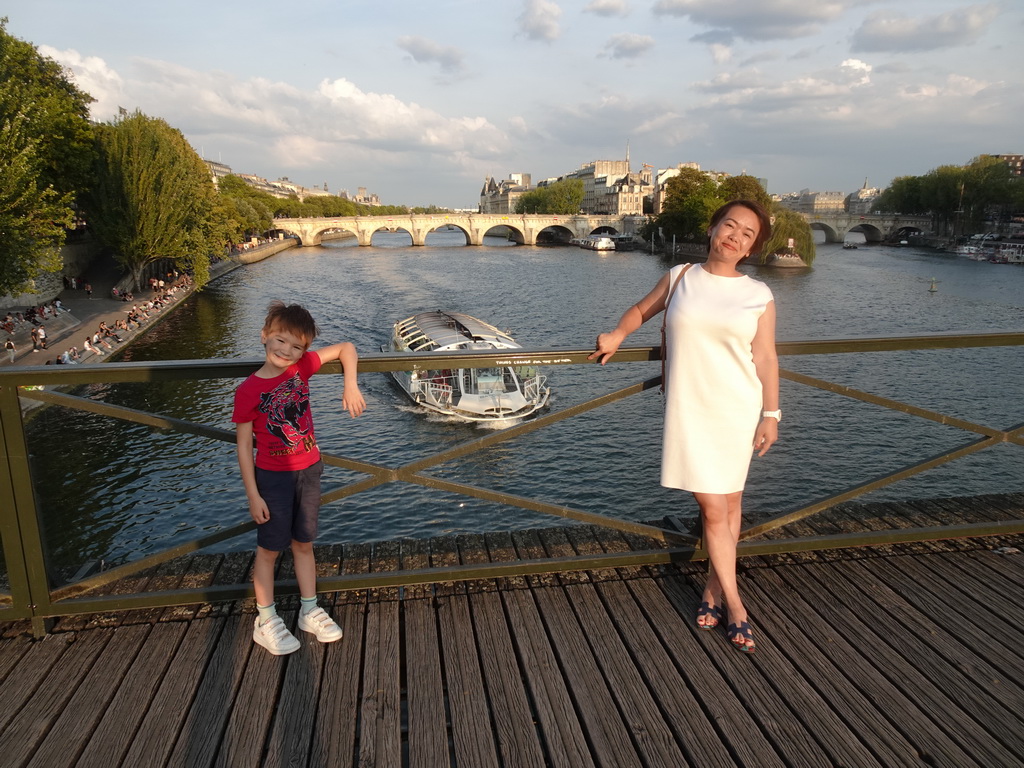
top-left (590, 200), bottom-right (779, 653)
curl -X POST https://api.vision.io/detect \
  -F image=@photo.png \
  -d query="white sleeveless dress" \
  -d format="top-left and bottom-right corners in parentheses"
top-left (660, 263), bottom-right (774, 494)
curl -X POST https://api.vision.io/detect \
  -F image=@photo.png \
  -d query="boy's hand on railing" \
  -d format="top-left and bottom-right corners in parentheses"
top-left (342, 385), bottom-right (366, 418)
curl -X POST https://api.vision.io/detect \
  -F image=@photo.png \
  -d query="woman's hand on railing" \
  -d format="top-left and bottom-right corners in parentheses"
top-left (588, 331), bottom-right (624, 365)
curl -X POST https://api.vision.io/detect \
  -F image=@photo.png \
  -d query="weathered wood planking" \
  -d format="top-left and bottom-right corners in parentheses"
top-left (1, 496), bottom-right (1023, 767)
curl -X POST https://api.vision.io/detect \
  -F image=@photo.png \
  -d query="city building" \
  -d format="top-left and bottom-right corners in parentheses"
top-left (235, 173), bottom-right (293, 199)
top-left (203, 159), bottom-right (232, 187)
top-left (479, 174), bottom-right (532, 213)
top-left (784, 189), bottom-right (846, 214)
top-left (845, 179), bottom-right (881, 214)
top-left (650, 162), bottom-right (718, 215)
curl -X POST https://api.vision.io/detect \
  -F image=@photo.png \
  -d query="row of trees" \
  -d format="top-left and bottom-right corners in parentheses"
top-left (652, 169), bottom-right (815, 265)
top-left (874, 155), bottom-right (1023, 237)
top-left (0, 21), bottom-right (434, 297)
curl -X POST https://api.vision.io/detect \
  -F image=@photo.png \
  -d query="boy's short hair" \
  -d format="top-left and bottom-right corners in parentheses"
top-left (262, 301), bottom-right (319, 347)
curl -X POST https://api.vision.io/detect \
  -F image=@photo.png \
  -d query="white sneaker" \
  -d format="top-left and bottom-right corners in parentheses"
top-left (253, 615), bottom-right (300, 655)
top-left (298, 606), bottom-right (343, 643)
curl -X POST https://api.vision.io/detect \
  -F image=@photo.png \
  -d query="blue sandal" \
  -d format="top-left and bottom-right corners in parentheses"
top-left (695, 601), bottom-right (722, 631)
top-left (727, 621), bottom-right (756, 654)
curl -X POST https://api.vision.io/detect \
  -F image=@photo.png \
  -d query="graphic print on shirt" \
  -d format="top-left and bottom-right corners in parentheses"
top-left (258, 374), bottom-right (315, 456)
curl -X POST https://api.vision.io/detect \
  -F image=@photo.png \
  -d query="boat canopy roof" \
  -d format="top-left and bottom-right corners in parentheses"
top-left (394, 311), bottom-right (520, 352)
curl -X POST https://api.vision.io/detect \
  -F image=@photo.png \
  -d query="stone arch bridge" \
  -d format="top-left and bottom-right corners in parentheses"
top-left (272, 213), bottom-right (645, 247)
top-left (801, 212), bottom-right (932, 243)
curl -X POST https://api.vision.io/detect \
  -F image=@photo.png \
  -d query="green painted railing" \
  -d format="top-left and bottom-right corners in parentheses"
top-left (1, 331), bottom-right (1023, 635)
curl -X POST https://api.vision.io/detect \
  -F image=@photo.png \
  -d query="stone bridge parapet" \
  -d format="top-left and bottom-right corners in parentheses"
top-left (801, 212), bottom-right (932, 243)
top-left (272, 213), bottom-right (646, 247)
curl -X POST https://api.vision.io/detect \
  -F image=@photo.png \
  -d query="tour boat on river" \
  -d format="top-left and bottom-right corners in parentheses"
top-left (571, 235), bottom-right (615, 251)
top-left (385, 311), bottom-right (550, 422)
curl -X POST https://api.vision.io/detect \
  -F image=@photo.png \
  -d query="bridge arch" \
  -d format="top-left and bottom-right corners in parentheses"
top-left (808, 222), bottom-right (840, 243)
top-left (845, 223), bottom-right (885, 243)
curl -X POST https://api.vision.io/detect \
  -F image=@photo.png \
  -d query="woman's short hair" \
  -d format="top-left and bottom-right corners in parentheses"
top-left (708, 199), bottom-right (773, 258)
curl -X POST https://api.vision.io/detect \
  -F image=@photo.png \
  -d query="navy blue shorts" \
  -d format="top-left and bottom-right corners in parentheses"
top-left (255, 460), bottom-right (323, 552)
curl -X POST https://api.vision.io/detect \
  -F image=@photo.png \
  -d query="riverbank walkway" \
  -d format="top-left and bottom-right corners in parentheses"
top-left (1, 495), bottom-right (1022, 766)
top-left (1, 245), bottom-right (266, 370)
top-left (1, 254), bottom-right (190, 369)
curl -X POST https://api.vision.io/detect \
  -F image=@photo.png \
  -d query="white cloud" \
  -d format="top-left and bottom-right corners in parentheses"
top-left (396, 36), bottom-right (467, 76)
top-left (584, 0), bottom-right (631, 17)
top-left (51, 51), bottom-right (509, 162)
top-left (602, 33), bottom-right (655, 59)
top-left (518, 0), bottom-right (563, 42)
top-left (653, 0), bottom-right (849, 41)
top-left (40, 45), bottom-right (124, 121)
top-left (852, 4), bottom-right (1000, 52)
top-left (840, 58), bottom-right (872, 86)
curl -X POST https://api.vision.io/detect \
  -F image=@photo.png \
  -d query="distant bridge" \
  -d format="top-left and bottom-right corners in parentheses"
top-left (800, 212), bottom-right (932, 243)
top-left (272, 213), bottom-right (645, 247)
top-left (273, 211), bottom-right (931, 248)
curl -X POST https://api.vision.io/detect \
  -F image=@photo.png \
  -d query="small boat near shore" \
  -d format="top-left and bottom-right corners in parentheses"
top-left (763, 238), bottom-right (808, 267)
top-left (385, 311), bottom-right (550, 422)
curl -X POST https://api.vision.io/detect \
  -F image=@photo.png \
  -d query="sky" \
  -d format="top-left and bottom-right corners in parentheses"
top-left (7, 1), bottom-right (1022, 208)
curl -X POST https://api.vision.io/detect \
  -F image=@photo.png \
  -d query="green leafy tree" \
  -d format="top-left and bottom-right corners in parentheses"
top-left (874, 176), bottom-right (926, 215)
top-left (919, 165), bottom-right (965, 235)
top-left (719, 175), bottom-right (772, 209)
top-left (0, 19), bottom-right (94, 295)
top-left (216, 174), bottom-right (274, 242)
top-left (0, 111), bottom-right (72, 294)
top-left (83, 111), bottom-right (217, 290)
top-left (961, 155), bottom-right (1014, 232)
top-left (761, 206), bottom-right (816, 266)
top-left (657, 169), bottom-right (722, 242)
top-left (515, 178), bottom-right (583, 214)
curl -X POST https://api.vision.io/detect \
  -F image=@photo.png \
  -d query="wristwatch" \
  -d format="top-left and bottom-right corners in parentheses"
top-left (762, 410), bottom-right (782, 422)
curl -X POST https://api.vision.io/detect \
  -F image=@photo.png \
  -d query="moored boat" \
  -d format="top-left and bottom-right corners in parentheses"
top-left (385, 311), bottom-right (550, 422)
top-left (571, 235), bottom-right (615, 251)
top-left (764, 237), bottom-right (808, 267)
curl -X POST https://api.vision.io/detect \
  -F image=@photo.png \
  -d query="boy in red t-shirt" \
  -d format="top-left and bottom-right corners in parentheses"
top-left (233, 301), bottom-right (366, 655)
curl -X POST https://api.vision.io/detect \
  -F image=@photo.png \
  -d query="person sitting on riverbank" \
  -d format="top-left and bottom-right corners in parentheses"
top-left (233, 301), bottom-right (366, 655)
top-left (60, 347), bottom-right (80, 364)
top-left (99, 322), bottom-right (122, 344)
top-left (83, 337), bottom-right (103, 356)
top-left (91, 331), bottom-right (113, 351)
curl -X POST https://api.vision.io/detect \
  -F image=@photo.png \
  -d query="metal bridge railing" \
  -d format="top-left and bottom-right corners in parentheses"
top-left (1, 331), bottom-right (1022, 634)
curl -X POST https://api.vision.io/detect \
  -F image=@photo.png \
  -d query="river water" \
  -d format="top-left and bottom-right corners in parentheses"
top-left (26, 231), bottom-right (1024, 571)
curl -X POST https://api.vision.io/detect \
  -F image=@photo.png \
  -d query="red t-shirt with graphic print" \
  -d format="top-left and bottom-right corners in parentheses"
top-left (232, 350), bottom-right (322, 471)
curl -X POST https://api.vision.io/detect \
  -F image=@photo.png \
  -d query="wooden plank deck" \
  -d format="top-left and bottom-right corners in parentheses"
top-left (1, 495), bottom-right (1023, 767)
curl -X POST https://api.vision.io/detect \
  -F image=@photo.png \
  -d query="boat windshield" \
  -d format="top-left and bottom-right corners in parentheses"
top-left (464, 367), bottom-right (518, 394)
